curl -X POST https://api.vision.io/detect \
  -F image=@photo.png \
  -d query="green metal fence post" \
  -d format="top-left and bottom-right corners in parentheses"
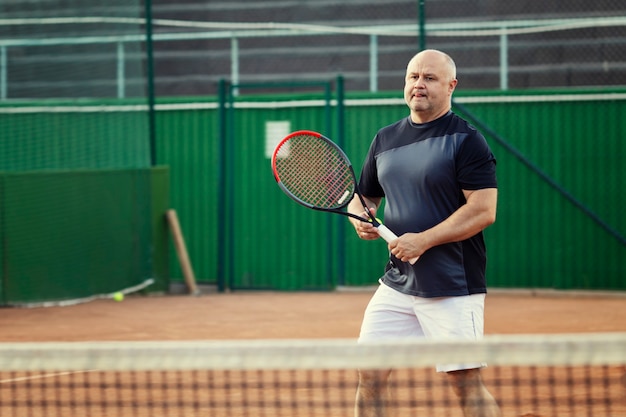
top-left (216, 79), bottom-right (227, 292)
top-left (144, 0), bottom-right (156, 166)
top-left (335, 75), bottom-right (346, 286)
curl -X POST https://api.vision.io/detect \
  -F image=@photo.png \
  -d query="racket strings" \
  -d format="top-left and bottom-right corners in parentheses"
top-left (274, 135), bottom-right (355, 209)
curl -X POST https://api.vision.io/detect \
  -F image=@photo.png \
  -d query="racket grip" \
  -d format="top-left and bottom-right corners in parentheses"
top-left (376, 225), bottom-right (419, 265)
top-left (375, 224), bottom-right (398, 242)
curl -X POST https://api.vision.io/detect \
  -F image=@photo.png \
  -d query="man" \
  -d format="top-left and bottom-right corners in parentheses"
top-left (348, 49), bottom-right (501, 417)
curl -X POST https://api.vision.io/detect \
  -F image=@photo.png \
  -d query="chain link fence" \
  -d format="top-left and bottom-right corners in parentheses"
top-left (1, 0), bottom-right (625, 99)
top-left (150, 0), bottom-right (626, 95)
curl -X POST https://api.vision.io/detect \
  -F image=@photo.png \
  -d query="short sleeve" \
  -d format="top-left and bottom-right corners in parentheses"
top-left (456, 131), bottom-right (497, 190)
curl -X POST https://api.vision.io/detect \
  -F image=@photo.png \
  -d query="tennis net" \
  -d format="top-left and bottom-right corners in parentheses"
top-left (0, 333), bottom-right (624, 417)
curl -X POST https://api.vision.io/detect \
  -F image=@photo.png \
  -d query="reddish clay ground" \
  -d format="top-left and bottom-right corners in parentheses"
top-left (1, 289), bottom-right (625, 417)
top-left (1, 289), bottom-right (624, 341)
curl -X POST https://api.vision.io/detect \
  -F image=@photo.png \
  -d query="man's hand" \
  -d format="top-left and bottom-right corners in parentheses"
top-left (388, 232), bottom-right (424, 263)
top-left (347, 194), bottom-right (382, 240)
top-left (353, 209), bottom-right (380, 241)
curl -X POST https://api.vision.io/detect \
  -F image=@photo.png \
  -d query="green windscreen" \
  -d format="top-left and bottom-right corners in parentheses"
top-left (0, 0), bottom-right (159, 305)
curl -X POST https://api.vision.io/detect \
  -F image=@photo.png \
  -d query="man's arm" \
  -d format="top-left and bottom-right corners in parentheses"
top-left (389, 188), bottom-right (497, 262)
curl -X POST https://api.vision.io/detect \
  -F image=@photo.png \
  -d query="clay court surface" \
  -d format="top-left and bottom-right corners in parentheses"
top-left (1, 289), bottom-right (625, 341)
top-left (1, 289), bottom-right (625, 417)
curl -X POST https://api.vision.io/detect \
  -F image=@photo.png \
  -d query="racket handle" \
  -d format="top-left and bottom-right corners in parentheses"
top-left (375, 224), bottom-right (398, 242)
top-left (376, 225), bottom-right (419, 265)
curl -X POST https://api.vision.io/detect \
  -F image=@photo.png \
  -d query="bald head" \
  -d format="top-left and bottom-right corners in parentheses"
top-left (404, 49), bottom-right (458, 123)
top-left (407, 49), bottom-right (457, 82)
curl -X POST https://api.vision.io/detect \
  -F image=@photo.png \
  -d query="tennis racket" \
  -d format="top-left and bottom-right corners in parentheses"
top-left (271, 130), bottom-right (417, 264)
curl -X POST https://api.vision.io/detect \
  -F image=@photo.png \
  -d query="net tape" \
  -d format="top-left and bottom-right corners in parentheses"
top-left (1, 333), bottom-right (624, 371)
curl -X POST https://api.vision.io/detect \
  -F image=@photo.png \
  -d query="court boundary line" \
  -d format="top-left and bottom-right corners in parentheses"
top-left (0, 369), bottom-right (98, 384)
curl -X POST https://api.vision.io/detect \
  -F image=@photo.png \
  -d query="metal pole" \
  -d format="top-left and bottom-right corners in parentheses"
top-left (335, 76), bottom-right (345, 286)
top-left (226, 82), bottom-right (236, 291)
top-left (1, 46), bottom-right (7, 100)
top-left (144, 0), bottom-right (156, 166)
top-left (369, 34), bottom-right (378, 92)
top-left (216, 79), bottom-right (227, 292)
top-left (418, 0), bottom-right (426, 51)
top-left (116, 42), bottom-right (125, 99)
top-left (500, 31), bottom-right (509, 90)
top-left (231, 37), bottom-right (239, 96)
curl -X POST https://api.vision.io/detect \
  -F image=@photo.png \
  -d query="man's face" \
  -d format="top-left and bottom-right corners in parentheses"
top-left (404, 51), bottom-right (457, 123)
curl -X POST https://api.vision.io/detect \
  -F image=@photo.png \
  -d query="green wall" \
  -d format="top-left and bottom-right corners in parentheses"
top-left (0, 167), bottom-right (169, 305)
top-left (156, 90), bottom-right (625, 292)
top-left (1, 89), bottom-right (624, 305)
top-left (1, 102), bottom-right (150, 171)
top-left (453, 93), bottom-right (625, 290)
top-left (0, 101), bottom-right (168, 305)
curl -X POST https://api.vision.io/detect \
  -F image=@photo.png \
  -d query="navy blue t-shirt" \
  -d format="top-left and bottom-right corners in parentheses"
top-left (358, 111), bottom-right (497, 298)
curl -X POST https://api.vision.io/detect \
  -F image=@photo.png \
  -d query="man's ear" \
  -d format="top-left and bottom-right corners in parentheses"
top-left (449, 78), bottom-right (458, 94)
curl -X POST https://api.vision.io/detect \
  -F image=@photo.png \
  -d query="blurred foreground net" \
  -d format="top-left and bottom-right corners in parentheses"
top-left (0, 333), bottom-right (624, 417)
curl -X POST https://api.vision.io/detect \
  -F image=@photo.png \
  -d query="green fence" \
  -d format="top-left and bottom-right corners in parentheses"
top-left (453, 94), bottom-right (625, 290)
top-left (0, 167), bottom-right (169, 305)
top-left (2, 1), bottom-right (625, 304)
top-left (157, 88), bottom-right (625, 292)
top-left (1, 89), bottom-right (624, 304)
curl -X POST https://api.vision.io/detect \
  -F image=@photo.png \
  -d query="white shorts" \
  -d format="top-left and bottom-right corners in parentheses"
top-left (358, 281), bottom-right (487, 372)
